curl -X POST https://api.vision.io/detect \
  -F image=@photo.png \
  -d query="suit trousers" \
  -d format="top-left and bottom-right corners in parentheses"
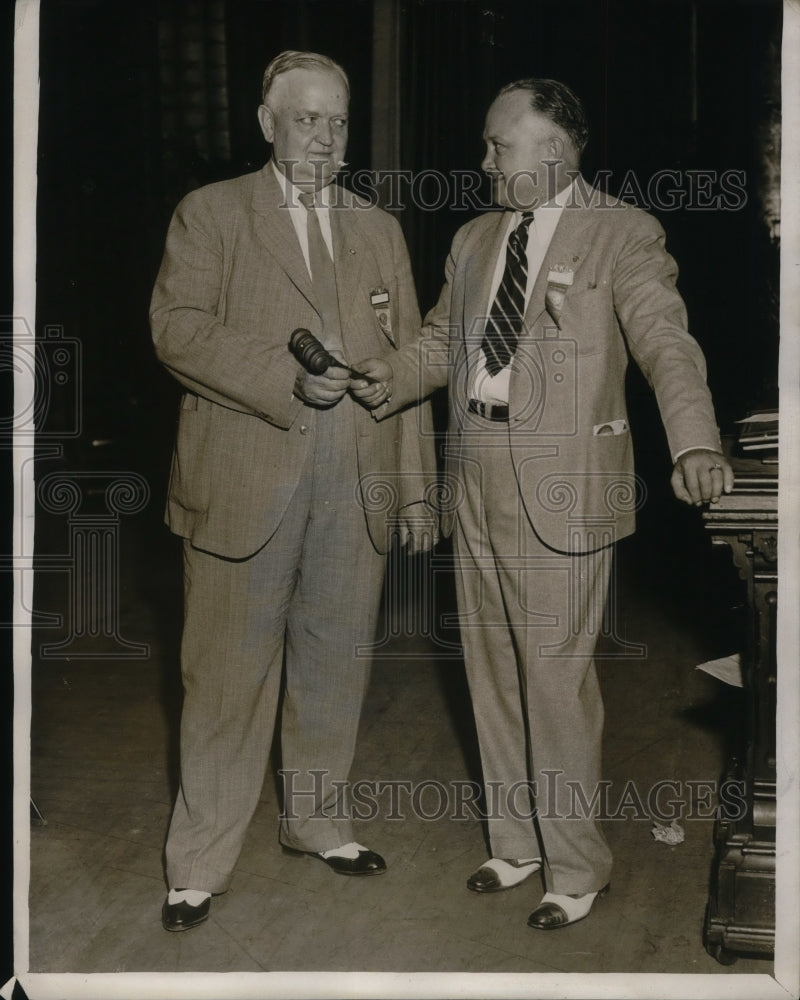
top-left (165, 398), bottom-right (385, 893)
top-left (453, 419), bottom-right (613, 895)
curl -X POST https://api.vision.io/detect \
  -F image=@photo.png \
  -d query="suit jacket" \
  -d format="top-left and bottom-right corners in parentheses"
top-left (383, 183), bottom-right (722, 554)
top-left (151, 163), bottom-right (435, 559)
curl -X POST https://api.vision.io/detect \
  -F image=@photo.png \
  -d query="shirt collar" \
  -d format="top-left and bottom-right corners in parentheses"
top-left (271, 159), bottom-right (334, 208)
top-left (547, 177), bottom-right (576, 209)
top-left (511, 178), bottom-right (574, 223)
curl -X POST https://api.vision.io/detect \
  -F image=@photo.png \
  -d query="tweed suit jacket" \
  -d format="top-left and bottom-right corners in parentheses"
top-left (382, 183), bottom-right (722, 554)
top-left (151, 163), bottom-right (435, 559)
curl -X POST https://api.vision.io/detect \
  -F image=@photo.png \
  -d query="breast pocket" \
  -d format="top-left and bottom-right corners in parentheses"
top-left (560, 287), bottom-right (614, 356)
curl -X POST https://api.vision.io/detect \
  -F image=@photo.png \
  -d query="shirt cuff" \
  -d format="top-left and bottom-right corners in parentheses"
top-left (672, 444), bottom-right (719, 463)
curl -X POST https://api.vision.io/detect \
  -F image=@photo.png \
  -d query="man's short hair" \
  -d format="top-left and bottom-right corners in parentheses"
top-left (498, 78), bottom-right (589, 156)
top-left (261, 50), bottom-right (350, 105)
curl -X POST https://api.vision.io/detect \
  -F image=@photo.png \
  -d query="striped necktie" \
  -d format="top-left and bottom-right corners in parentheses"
top-left (480, 211), bottom-right (535, 376)
top-left (298, 191), bottom-right (343, 353)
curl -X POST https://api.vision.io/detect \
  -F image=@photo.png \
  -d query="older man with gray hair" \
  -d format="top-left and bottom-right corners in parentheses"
top-left (151, 49), bottom-right (435, 932)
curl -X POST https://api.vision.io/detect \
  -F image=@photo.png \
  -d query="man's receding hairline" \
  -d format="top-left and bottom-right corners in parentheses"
top-left (487, 95), bottom-right (567, 140)
top-left (263, 66), bottom-right (349, 109)
top-left (261, 50), bottom-right (350, 106)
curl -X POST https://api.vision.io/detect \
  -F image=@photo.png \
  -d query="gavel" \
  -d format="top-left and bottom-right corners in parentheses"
top-left (289, 328), bottom-right (378, 383)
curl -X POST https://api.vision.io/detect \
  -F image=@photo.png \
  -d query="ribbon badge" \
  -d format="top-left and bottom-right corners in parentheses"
top-left (370, 287), bottom-right (395, 347)
top-left (544, 265), bottom-right (574, 328)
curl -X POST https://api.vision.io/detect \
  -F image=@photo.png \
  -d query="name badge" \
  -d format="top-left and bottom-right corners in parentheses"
top-left (370, 287), bottom-right (395, 347)
top-left (547, 267), bottom-right (574, 285)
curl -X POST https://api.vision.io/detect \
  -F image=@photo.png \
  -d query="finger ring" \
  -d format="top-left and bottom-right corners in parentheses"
top-left (712, 463), bottom-right (722, 469)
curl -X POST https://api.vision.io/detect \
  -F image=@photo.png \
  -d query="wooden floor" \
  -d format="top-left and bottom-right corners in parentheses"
top-left (24, 485), bottom-right (776, 990)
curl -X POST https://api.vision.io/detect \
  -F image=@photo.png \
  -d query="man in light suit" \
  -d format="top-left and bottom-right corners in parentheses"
top-left (354, 78), bottom-right (733, 929)
top-left (151, 50), bottom-right (435, 932)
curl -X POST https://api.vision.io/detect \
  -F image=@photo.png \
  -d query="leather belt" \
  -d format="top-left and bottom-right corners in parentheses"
top-left (468, 399), bottom-right (509, 422)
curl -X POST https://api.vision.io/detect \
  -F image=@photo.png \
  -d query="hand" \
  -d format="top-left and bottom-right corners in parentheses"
top-left (293, 350), bottom-right (351, 406)
top-left (349, 357), bottom-right (394, 409)
top-left (671, 448), bottom-right (734, 506)
top-left (392, 502), bottom-right (439, 555)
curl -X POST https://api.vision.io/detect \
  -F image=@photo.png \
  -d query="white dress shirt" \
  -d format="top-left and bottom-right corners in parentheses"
top-left (272, 160), bottom-right (335, 275)
top-left (470, 179), bottom-right (708, 462)
top-left (472, 182), bottom-right (573, 405)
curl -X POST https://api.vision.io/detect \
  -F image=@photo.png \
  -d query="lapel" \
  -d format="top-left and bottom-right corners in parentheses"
top-left (462, 202), bottom-right (597, 339)
top-left (330, 201), bottom-right (368, 329)
top-left (463, 210), bottom-right (510, 349)
top-left (251, 165), bottom-right (368, 328)
top-left (524, 200), bottom-right (595, 331)
top-left (251, 163), bottom-right (314, 305)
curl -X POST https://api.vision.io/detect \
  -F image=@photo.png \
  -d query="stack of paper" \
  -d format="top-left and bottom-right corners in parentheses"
top-left (737, 409), bottom-right (778, 452)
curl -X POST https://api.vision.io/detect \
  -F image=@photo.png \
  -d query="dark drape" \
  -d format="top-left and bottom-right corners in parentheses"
top-left (398, 0), bottom-right (497, 312)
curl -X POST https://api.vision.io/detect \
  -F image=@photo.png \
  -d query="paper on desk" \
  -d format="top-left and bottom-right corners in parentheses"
top-left (735, 411), bottom-right (779, 423)
top-left (695, 653), bottom-right (743, 687)
top-left (651, 819), bottom-right (685, 845)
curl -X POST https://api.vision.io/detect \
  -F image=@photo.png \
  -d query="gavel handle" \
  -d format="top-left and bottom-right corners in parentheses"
top-left (331, 361), bottom-right (379, 384)
top-left (290, 328), bottom-right (379, 383)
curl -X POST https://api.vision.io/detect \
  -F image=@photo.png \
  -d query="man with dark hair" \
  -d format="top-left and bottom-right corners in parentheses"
top-left (151, 49), bottom-right (435, 932)
top-left (353, 77), bottom-right (733, 929)
top-left (497, 78), bottom-right (590, 155)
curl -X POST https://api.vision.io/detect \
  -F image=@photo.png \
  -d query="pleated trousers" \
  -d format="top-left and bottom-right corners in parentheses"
top-left (453, 420), bottom-right (614, 895)
top-left (165, 399), bottom-right (385, 893)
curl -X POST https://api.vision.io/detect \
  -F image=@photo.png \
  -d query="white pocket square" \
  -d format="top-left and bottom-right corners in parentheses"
top-left (593, 419), bottom-right (628, 436)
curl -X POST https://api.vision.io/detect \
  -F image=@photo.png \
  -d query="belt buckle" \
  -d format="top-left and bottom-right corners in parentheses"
top-left (469, 398), bottom-right (508, 422)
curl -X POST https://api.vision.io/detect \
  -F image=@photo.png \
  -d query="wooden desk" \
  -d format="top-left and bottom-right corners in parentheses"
top-left (702, 448), bottom-right (777, 964)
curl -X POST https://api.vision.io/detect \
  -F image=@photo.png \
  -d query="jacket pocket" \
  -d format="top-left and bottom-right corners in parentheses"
top-left (170, 405), bottom-right (211, 514)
